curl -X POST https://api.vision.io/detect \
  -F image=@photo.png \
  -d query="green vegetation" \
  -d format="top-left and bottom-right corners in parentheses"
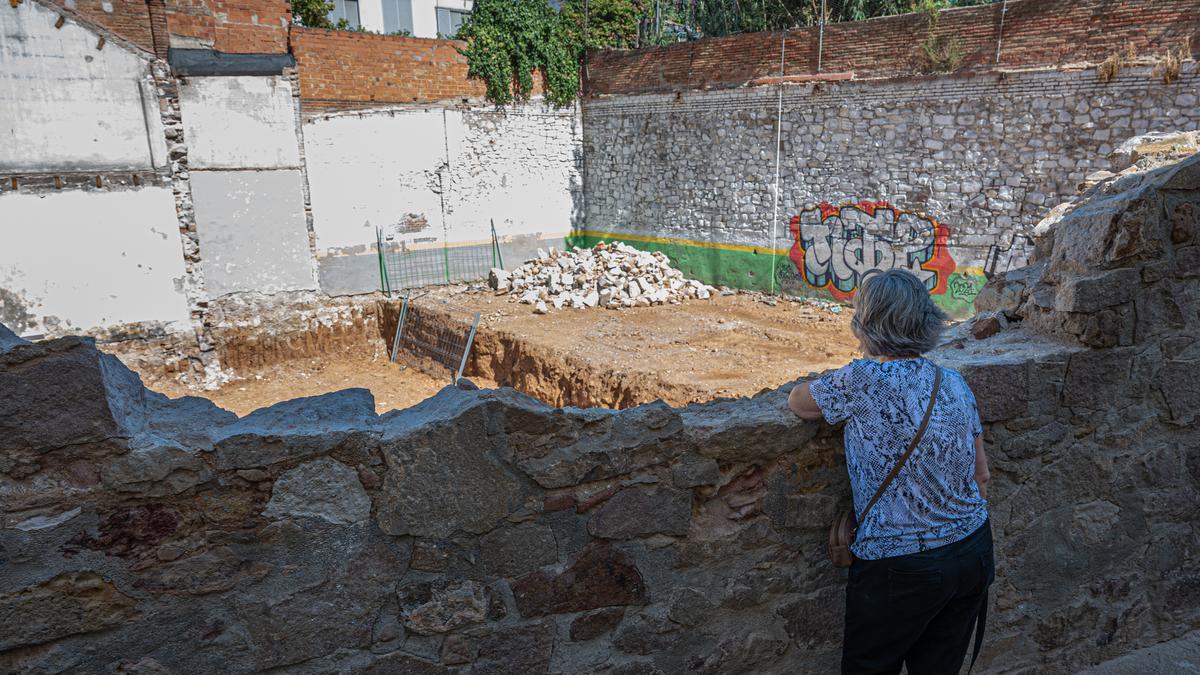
top-left (292, 0), bottom-right (351, 30)
top-left (456, 0), bottom-right (997, 106)
top-left (456, 0), bottom-right (581, 107)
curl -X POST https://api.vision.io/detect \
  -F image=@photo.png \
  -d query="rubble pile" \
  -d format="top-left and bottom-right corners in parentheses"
top-left (488, 243), bottom-right (716, 313)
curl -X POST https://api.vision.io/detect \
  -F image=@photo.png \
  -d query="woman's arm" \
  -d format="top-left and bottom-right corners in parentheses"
top-left (788, 381), bottom-right (825, 421)
top-left (974, 435), bottom-right (990, 499)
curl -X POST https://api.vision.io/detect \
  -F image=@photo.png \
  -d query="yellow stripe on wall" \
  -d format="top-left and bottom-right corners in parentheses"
top-left (573, 230), bottom-right (792, 257)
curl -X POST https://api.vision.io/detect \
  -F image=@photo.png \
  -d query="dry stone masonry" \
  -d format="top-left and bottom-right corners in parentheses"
top-left (1, 154), bottom-right (1199, 673)
top-left (581, 62), bottom-right (1200, 316)
top-left (489, 243), bottom-right (716, 314)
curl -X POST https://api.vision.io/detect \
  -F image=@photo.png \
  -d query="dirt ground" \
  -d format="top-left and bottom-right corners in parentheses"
top-left (149, 355), bottom-right (497, 416)
top-left (145, 289), bottom-right (860, 415)
top-left (436, 288), bottom-right (861, 407)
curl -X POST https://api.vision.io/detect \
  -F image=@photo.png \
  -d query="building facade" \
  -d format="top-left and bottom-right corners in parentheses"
top-left (327, 0), bottom-right (472, 38)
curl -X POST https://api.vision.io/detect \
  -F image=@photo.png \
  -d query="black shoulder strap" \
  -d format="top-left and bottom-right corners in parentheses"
top-left (859, 364), bottom-right (942, 523)
top-left (967, 593), bottom-right (988, 673)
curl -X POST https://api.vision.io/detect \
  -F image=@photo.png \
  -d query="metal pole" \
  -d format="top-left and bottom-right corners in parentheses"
top-left (817, 0), bottom-right (825, 73)
top-left (456, 312), bottom-right (481, 383)
top-left (491, 218), bottom-right (504, 269)
top-left (390, 291), bottom-right (411, 363)
top-left (994, 0), bottom-right (1008, 66)
top-left (769, 32), bottom-right (785, 296)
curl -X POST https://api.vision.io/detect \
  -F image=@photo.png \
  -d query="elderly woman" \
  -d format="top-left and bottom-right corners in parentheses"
top-left (789, 268), bottom-right (993, 675)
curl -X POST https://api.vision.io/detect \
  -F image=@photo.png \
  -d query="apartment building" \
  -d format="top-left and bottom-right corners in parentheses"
top-left (328, 0), bottom-right (473, 38)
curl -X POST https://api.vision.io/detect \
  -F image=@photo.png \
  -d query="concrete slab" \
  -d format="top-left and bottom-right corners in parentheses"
top-left (190, 169), bottom-right (317, 297)
top-left (0, 188), bottom-right (190, 332)
top-left (180, 76), bottom-right (302, 170)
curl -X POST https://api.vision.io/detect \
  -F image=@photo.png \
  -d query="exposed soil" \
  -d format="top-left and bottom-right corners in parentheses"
top-left (411, 288), bottom-right (860, 408)
top-left (148, 355), bottom-right (493, 416)
top-left (141, 289), bottom-right (860, 415)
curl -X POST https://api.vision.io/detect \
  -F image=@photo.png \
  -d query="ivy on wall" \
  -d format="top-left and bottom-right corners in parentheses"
top-left (457, 0), bottom-right (581, 107)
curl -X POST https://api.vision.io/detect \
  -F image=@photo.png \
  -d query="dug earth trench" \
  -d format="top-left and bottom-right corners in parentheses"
top-left (141, 292), bottom-right (858, 414)
top-left (392, 291), bottom-right (858, 409)
top-left (1, 153), bottom-right (1198, 673)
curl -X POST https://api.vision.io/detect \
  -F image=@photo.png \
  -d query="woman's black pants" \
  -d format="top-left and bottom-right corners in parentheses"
top-left (842, 520), bottom-right (995, 675)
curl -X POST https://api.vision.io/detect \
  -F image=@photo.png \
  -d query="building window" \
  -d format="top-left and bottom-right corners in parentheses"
top-left (383, 0), bottom-right (413, 34)
top-left (328, 0), bottom-right (361, 30)
top-left (436, 7), bottom-right (469, 38)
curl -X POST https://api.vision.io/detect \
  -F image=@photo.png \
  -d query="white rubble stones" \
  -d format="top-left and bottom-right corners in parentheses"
top-left (489, 243), bottom-right (717, 313)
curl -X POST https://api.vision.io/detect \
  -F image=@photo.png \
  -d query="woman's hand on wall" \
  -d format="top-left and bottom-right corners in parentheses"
top-left (788, 381), bottom-right (825, 421)
top-left (974, 435), bottom-right (991, 500)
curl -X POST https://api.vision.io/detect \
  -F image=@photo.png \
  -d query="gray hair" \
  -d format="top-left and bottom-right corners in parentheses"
top-left (850, 269), bottom-right (949, 357)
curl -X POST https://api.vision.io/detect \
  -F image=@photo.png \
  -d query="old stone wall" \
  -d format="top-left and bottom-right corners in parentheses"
top-left (580, 63), bottom-right (1200, 316)
top-left (1, 154), bottom-right (1197, 673)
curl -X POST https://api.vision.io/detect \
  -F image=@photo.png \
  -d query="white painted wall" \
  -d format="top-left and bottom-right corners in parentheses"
top-left (305, 107), bottom-right (451, 252)
top-left (0, 188), bottom-right (190, 333)
top-left (179, 76), bottom-right (302, 170)
top-left (0, 0), bottom-right (167, 172)
top-left (305, 104), bottom-right (579, 252)
top-left (302, 103), bottom-right (580, 293)
top-left (444, 107), bottom-right (580, 244)
top-left (180, 73), bottom-right (315, 298)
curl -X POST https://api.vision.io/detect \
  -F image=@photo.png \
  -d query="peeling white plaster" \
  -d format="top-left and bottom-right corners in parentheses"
top-left (0, 0), bottom-right (167, 172)
top-left (0, 188), bottom-right (191, 332)
top-left (180, 76), bottom-right (303, 170)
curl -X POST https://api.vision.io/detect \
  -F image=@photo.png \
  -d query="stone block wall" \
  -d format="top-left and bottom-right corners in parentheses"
top-left (580, 64), bottom-right (1200, 316)
top-left (1, 154), bottom-right (1198, 673)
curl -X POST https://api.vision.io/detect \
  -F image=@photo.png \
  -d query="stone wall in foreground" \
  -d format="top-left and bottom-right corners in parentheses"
top-left (1, 155), bottom-right (1198, 673)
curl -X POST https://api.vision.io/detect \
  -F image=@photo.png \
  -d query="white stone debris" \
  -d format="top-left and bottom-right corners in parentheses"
top-left (489, 242), bottom-right (717, 313)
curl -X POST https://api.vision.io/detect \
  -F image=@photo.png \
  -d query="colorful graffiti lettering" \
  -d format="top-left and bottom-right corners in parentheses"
top-left (787, 200), bottom-right (957, 301)
top-left (948, 274), bottom-right (981, 300)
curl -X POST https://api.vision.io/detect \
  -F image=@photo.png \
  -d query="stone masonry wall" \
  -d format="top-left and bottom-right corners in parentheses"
top-left (580, 64), bottom-right (1200, 316)
top-left (1, 154), bottom-right (1197, 673)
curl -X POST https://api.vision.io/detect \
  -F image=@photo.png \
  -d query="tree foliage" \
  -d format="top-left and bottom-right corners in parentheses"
top-left (292, 0), bottom-right (350, 30)
top-left (456, 0), bottom-right (998, 106)
top-left (457, 0), bottom-right (581, 107)
top-left (561, 0), bottom-right (642, 50)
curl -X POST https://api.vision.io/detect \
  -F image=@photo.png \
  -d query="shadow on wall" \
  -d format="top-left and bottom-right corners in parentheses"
top-left (1, 154), bottom-right (1198, 672)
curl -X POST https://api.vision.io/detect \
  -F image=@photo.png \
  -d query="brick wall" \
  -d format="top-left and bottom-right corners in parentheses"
top-left (45, 0), bottom-right (161, 55)
top-left (587, 0), bottom-right (1200, 95)
top-left (165, 0), bottom-right (290, 53)
top-left (291, 27), bottom-right (489, 109)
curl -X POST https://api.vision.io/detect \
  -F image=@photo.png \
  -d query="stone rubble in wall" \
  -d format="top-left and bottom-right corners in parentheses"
top-left (488, 243), bottom-right (718, 313)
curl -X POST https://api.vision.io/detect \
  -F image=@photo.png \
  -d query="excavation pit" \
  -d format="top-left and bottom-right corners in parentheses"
top-left (139, 288), bottom-right (860, 415)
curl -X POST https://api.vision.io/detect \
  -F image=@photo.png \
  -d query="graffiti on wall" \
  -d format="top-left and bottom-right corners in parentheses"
top-left (786, 200), bottom-right (958, 301)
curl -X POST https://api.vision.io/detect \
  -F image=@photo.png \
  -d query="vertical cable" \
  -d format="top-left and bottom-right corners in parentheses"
top-left (995, 0), bottom-right (1008, 65)
top-left (769, 32), bottom-right (785, 295)
top-left (817, 0), bottom-right (825, 73)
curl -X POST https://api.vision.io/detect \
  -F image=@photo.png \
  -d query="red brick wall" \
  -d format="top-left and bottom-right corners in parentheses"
top-left (45, 0), bottom-right (288, 55)
top-left (291, 27), bottom-right (489, 109)
top-left (46, 0), bottom-right (161, 54)
top-left (164, 0), bottom-right (290, 53)
top-left (587, 0), bottom-right (1200, 95)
